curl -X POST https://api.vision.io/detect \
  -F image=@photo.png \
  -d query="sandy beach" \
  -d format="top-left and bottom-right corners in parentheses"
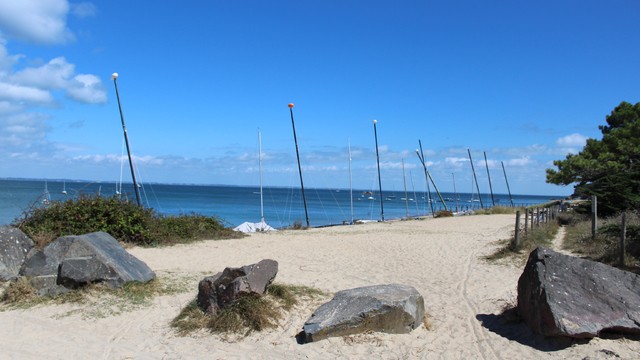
top-left (1, 214), bottom-right (639, 359)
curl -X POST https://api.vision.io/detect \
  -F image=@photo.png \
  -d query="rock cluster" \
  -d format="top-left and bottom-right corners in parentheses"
top-left (0, 229), bottom-right (155, 296)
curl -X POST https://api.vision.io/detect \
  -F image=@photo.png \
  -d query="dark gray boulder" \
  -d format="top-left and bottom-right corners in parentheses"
top-left (517, 247), bottom-right (640, 338)
top-left (20, 231), bottom-right (155, 295)
top-left (197, 259), bottom-right (278, 314)
top-left (301, 284), bottom-right (425, 343)
top-left (0, 226), bottom-right (34, 281)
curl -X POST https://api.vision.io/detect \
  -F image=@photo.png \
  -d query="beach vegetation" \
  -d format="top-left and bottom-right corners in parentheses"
top-left (546, 101), bottom-right (640, 217)
top-left (13, 194), bottom-right (243, 247)
top-left (434, 210), bottom-right (453, 218)
top-left (484, 219), bottom-right (558, 262)
top-left (171, 283), bottom-right (327, 337)
top-left (473, 206), bottom-right (521, 215)
top-left (1, 273), bottom-right (193, 316)
top-left (562, 211), bottom-right (640, 270)
top-left (289, 220), bottom-right (308, 230)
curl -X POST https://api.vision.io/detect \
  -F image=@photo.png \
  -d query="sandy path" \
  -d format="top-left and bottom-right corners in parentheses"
top-left (1, 214), bottom-right (638, 359)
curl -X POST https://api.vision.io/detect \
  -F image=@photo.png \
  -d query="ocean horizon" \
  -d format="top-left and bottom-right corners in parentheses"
top-left (0, 178), bottom-right (564, 228)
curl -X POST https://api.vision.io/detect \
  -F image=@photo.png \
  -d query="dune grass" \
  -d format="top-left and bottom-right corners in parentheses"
top-left (0, 272), bottom-right (194, 317)
top-left (563, 211), bottom-right (640, 270)
top-left (484, 219), bottom-right (558, 262)
top-left (170, 283), bottom-right (328, 337)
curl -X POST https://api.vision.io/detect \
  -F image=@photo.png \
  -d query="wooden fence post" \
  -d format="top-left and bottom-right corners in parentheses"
top-left (591, 195), bottom-right (597, 240)
top-left (530, 208), bottom-right (534, 230)
top-left (620, 212), bottom-right (627, 268)
top-left (513, 210), bottom-right (521, 250)
top-left (524, 208), bottom-right (529, 238)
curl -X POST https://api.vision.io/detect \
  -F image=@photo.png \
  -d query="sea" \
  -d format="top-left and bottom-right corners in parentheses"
top-left (0, 178), bottom-right (561, 228)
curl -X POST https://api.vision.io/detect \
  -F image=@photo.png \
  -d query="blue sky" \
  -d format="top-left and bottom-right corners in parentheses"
top-left (0, 1), bottom-right (638, 196)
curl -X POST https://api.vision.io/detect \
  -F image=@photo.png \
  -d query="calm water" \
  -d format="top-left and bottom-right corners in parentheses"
top-left (0, 178), bottom-right (560, 228)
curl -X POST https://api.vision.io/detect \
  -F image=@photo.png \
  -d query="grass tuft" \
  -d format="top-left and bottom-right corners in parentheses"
top-left (1, 277), bottom-right (37, 304)
top-left (171, 282), bottom-right (328, 338)
top-left (0, 273), bottom-right (194, 317)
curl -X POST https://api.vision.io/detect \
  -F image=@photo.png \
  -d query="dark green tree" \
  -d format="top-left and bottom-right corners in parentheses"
top-left (546, 101), bottom-right (640, 216)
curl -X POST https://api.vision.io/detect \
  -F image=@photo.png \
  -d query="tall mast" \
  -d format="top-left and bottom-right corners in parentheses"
top-left (402, 158), bottom-right (409, 219)
top-left (259, 130), bottom-right (265, 223)
top-left (452, 172), bottom-right (459, 213)
top-left (484, 151), bottom-right (495, 207)
top-left (501, 161), bottom-right (515, 207)
top-left (467, 149), bottom-right (483, 209)
top-left (417, 140), bottom-right (448, 212)
top-left (111, 72), bottom-right (141, 207)
top-left (373, 119), bottom-right (384, 221)
top-left (288, 103), bottom-right (309, 227)
top-left (348, 139), bottom-right (354, 224)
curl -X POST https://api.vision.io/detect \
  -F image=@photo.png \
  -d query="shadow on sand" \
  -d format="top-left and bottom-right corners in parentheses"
top-left (475, 310), bottom-right (586, 352)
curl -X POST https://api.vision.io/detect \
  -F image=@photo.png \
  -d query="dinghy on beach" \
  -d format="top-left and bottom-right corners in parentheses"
top-left (234, 130), bottom-right (276, 233)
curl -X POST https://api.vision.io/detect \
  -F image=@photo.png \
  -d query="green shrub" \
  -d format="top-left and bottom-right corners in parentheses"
top-left (14, 195), bottom-right (242, 247)
top-left (434, 210), bottom-right (453, 218)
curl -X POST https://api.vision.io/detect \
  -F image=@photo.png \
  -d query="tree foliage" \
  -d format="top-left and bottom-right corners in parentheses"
top-left (546, 101), bottom-right (640, 216)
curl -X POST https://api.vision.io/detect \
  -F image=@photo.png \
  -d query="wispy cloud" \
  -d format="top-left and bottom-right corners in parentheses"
top-left (0, 1), bottom-right (107, 159)
top-left (556, 133), bottom-right (587, 154)
top-left (0, 0), bottom-right (74, 45)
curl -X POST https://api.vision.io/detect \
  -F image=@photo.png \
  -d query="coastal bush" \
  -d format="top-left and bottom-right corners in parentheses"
top-left (171, 283), bottom-right (327, 337)
top-left (434, 210), bottom-right (453, 218)
top-left (14, 195), bottom-right (242, 247)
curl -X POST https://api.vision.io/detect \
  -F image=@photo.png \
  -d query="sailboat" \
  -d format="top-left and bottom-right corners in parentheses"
top-left (42, 180), bottom-right (51, 205)
top-left (234, 130), bottom-right (276, 233)
top-left (61, 180), bottom-right (67, 195)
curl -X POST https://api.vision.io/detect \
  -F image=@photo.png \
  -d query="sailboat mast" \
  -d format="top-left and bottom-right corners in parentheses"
top-left (484, 151), bottom-right (496, 207)
top-left (348, 139), bottom-right (354, 224)
top-left (501, 161), bottom-right (515, 207)
top-left (467, 149), bottom-right (484, 209)
top-left (111, 72), bottom-right (141, 207)
top-left (259, 130), bottom-right (265, 223)
top-left (402, 158), bottom-right (409, 219)
top-left (373, 120), bottom-right (384, 222)
top-left (288, 103), bottom-right (310, 227)
top-left (452, 172), bottom-right (459, 213)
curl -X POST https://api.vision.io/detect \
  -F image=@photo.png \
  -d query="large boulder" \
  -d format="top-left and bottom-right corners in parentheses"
top-left (197, 259), bottom-right (278, 314)
top-left (0, 226), bottom-right (34, 281)
top-left (301, 284), bottom-right (425, 343)
top-left (517, 247), bottom-right (640, 338)
top-left (20, 231), bottom-right (155, 296)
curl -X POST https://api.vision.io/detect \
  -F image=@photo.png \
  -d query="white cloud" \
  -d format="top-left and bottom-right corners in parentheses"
top-left (445, 157), bottom-right (469, 168)
top-left (0, 112), bottom-right (50, 148)
top-left (0, 0), bottom-right (74, 44)
top-left (505, 156), bottom-right (532, 167)
top-left (556, 133), bottom-right (587, 147)
top-left (10, 57), bottom-right (75, 89)
top-left (0, 6), bottom-right (107, 162)
top-left (556, 133), bottom-right (587, 155)
top-left (67, 74), bottom-right (106, 103)
top-left (0, 82), bottom-right (53, 104)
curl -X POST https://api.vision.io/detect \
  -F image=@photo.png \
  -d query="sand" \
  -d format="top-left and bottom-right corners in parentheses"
top-left (1, 214), bottom-right (639, 359)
